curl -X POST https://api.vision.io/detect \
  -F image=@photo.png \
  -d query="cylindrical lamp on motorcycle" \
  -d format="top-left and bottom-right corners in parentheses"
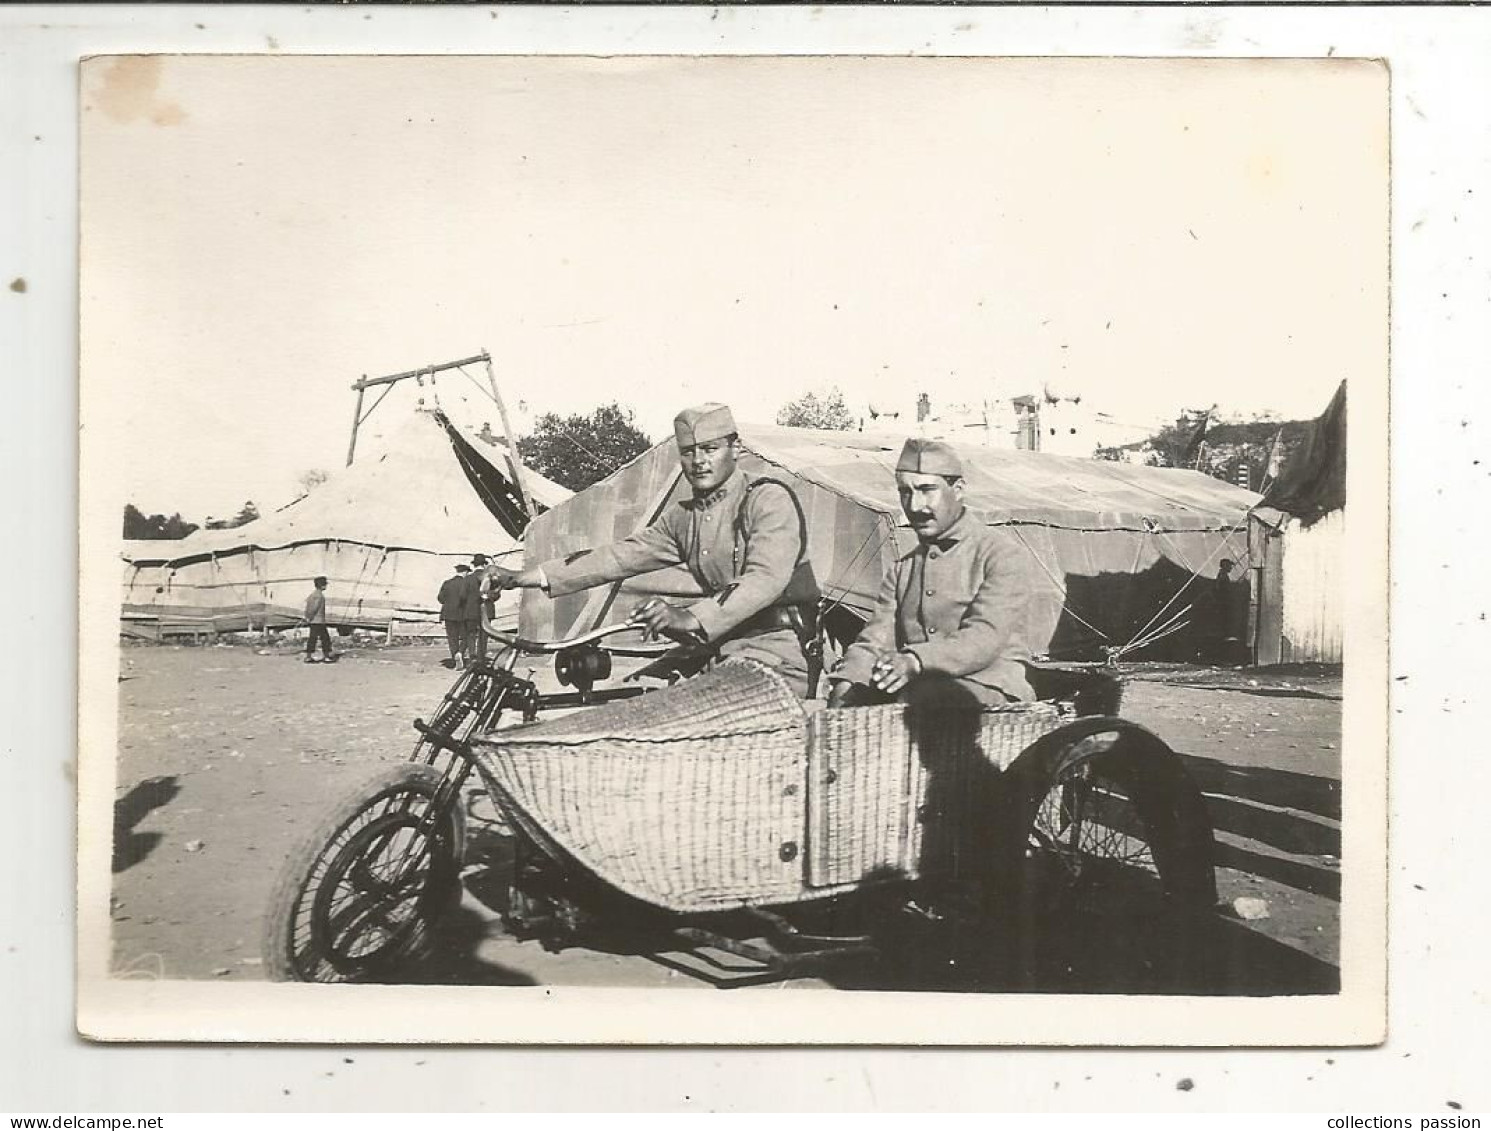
top-left (555, 645), bottom-right (611, 696)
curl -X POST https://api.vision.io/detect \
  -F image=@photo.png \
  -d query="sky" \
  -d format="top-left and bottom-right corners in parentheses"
top-left (81, 55), bottom-right (1386, 522)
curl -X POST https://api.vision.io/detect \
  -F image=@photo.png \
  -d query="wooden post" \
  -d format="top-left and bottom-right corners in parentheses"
top-left (1252, 519), bottom-right (1286, 666)
top-left (346, 381), bottom-right (367, 467)
top-left (482, 350), bottom-right (535, 520)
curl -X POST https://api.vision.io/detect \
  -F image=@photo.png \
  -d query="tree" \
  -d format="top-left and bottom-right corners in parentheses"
top-left (122, 503), bottom-right (151, 538)
top-left (1095, 410), bottom-right (1312, 492)
top-left (123, 504), bottom-right (199, 540)
top-left (297, 468), bottom-right (329, 495)
top-left (205, 501), bottom-right (260, 530)
top-left (776, 387), bottom-right (856, 431)
top-left (517, 403), bottom-right (652, 493)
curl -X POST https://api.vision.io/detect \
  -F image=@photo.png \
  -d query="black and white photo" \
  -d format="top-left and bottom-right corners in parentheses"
top-left (77, 52), bottom-right (1389, 1045)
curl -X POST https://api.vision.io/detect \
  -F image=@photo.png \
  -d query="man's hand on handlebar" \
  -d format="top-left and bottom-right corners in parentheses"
top-left (481, 563), bottom-right (532, 596)
top-left (628, 598), bottom-right (704, 643)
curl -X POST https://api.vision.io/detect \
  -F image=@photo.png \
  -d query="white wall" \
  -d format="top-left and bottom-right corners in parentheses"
top-left (1280, 509), bottom-right (1345, 663)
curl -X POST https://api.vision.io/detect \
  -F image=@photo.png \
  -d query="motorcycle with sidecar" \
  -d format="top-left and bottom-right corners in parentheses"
top-left (263, 616), bottom-right (1217, 989)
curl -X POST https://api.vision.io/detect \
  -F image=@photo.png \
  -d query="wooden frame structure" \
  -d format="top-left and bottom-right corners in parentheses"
top-left (346, 349), bottom-right (535, 518)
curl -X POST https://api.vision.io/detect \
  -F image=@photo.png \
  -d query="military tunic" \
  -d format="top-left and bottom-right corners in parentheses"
top-left (835, 509), bottom-right (1035, 704)
top-left (539, 470), bottom-right (817, 696)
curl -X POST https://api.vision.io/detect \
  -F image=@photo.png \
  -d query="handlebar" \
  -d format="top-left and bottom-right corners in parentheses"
top-left (479, 606), bottom-right (675, 656)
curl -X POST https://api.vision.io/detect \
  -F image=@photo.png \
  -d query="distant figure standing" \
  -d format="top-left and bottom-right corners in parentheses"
top-left (1211, 559), bottom-right (1252, 666)
top-left (463, 554), bottom-right (491, 665)
top-left (303, 576), bottom-right (335, 664)
top-left (437, 563), bottom-right (470, 669)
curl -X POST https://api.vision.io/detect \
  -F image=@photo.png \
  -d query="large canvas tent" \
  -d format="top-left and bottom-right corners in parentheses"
top-left (121, 410), bottom-right (569, 638)
top-left (520, 425), bottom-right (1262, 663)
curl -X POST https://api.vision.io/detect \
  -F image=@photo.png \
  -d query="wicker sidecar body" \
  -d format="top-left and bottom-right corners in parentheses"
top-left (476, 660), bottom-right (1076, 913)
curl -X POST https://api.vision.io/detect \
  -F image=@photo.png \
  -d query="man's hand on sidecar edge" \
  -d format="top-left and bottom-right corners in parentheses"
top-left (826, 680), bottom-right (857, 708)
top-left (629, 598), bottom-right (704, 642)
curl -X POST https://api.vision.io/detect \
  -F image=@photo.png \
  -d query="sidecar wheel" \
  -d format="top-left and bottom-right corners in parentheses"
top-left (262, 763), bottom-right (465, 983)
top-left (988, 721), bottom-right (1217, 989)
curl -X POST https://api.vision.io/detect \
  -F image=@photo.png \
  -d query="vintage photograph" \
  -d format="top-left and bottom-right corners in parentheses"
top-left (78, 54), bottom-right (1388, 1043)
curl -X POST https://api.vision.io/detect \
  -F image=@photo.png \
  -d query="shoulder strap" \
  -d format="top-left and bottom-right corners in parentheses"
top-left (733, 475), bottom-right (809, 564)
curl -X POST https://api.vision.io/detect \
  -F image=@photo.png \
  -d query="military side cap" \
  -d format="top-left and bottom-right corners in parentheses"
top-left (673, 403), bottom-right (737, 448)
top-left (896, 437), bottom-right (965, 478)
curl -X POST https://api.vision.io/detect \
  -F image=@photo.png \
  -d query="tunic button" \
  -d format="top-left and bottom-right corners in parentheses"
top-left (928, 626), bottom-right (938, 634)
top-left (926, 588), bottom-right (935, 596)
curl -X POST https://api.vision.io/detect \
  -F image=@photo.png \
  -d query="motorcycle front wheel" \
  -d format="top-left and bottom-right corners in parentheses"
top-left (262, 763), bottom-right (466, 983)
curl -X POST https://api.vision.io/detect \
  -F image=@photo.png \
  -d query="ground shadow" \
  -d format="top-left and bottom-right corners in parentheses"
top-left (389, 903), bottom-right (538, 987)
top-left (1176, 750), bottom-right (1342, 900)
top-left (1143, 682), bottom-right (1341, 703)
top-left (1212, 843), bottom-right (1340, 900)
top-left (353, 821), bottom-right (538, 986)
top-left (816, 900), bottom-right (1339, 996)
top-left (1180, 752), bottom-right (1342, 821)
top-left (1202, 794), bottom-right (1339, 857)
top-left (113, 776), bottom-right (180, 873)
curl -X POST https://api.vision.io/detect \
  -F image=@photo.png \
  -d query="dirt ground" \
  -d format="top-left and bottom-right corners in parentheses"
top-left (109, 638), bottom-right (1342, 994)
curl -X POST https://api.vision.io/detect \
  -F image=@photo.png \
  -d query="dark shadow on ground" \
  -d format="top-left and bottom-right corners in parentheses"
top-left (448, 829), bottom-right (1341, 995)
top-left (1180, 751), bottom-right (1342, 822)
top-left (389, 904), bottom-right (538, 987)
top-left (1141, 683), bottom-right (1342, 702)
top-left (1214, 843), bottom-right (1340, 900)
top-left (113, 776), bottom-right (180, 873)
top-left (1203, 795), bottom-right (1340, 857)
top-left (817, 905), bottom-right (1340, 996)
top-left (354, 821), bottom-right (537, 986)
top-left (1178, 751), bottom-right (1341, 899)
top-left (461, 822), bottom-right (517, 912)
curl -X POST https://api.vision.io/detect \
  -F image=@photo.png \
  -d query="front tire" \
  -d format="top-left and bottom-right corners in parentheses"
top-left (262, 764), bottom-right (466, 983)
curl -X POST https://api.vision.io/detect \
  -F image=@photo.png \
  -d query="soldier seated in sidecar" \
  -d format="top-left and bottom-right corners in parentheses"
top-left (826, 437), bottom-right (1038, 712)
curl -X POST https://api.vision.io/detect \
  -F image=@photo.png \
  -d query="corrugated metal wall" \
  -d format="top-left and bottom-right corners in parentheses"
top-left (1279, 510), bottom-right (1344, 664)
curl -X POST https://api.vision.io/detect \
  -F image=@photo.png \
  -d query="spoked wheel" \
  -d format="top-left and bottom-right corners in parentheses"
top-left (987, 722), bottom-right (1217, 991)
top-left (263, 764), bottom-right (466, 983)
top-left (1028, 753), bottom-right (1165, 909)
